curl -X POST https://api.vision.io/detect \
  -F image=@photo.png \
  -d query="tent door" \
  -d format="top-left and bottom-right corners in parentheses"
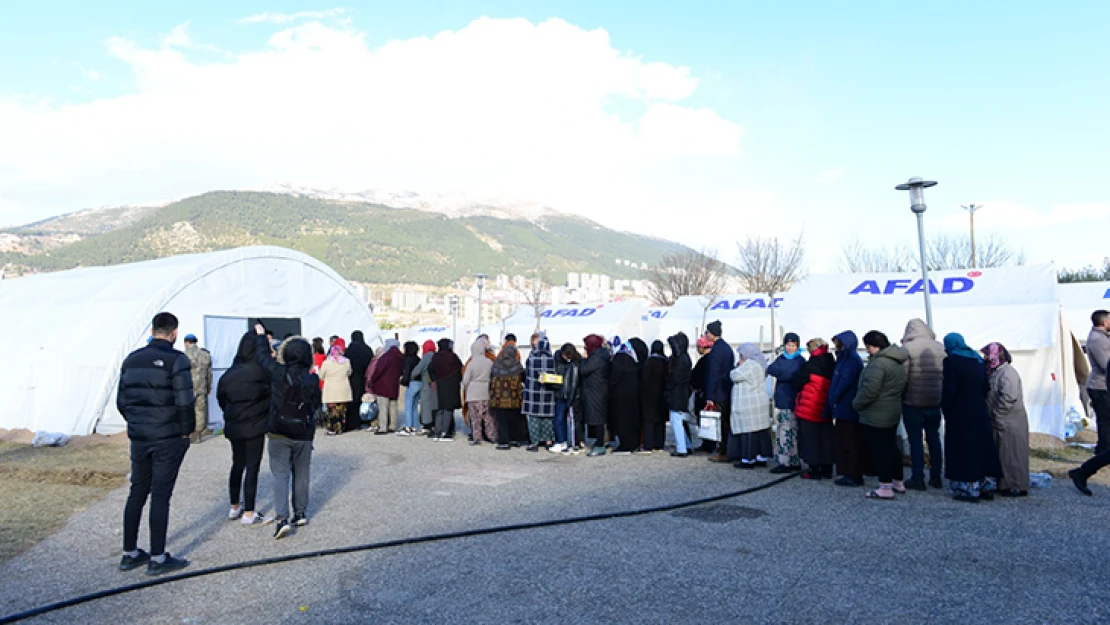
top-left (204, 316), bottom-right (250, 430)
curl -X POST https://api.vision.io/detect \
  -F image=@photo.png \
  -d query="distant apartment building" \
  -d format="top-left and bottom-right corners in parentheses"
top-left (391, 289), bottom-right (429, 312)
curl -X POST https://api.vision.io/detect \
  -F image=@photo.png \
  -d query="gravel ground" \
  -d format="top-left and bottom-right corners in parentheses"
top-left (1, 420), bottom-right (1108, 625)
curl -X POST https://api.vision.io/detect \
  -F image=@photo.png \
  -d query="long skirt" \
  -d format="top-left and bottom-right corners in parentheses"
top-left (326, 403), bottom-right (346, 435)
top-left (797, 419), bottom-right (834, 468)
top-left (774, 409), bottom-right (800, 467)
top-left (526, 416), bottom-right (555, 444)
top-left (993, 414), bottom-right (1031, 491)
top-left (732, 428), bottom-right (773, 463)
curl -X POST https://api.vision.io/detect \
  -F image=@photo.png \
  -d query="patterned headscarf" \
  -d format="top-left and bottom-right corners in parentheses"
top-left (737, 343), bottom-right (768, 372)
top-left (327, 344), bottom-right (348, 364)
top-left (981, 342), bottom-right (1012, 374)
top-left (614, 342), bottom-right (638, 363)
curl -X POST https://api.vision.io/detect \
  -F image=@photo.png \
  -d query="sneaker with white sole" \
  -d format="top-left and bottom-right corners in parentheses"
top-left (228, 507), bottom-right (243, 520)
top-left (240, 513), bottom-right (265, 525)
top-left (292, 513), bottom-right (308, 527)
top-left (274, 520), bottom-right (293, 539)
top-left (548, 443), bottom-right (567, 453)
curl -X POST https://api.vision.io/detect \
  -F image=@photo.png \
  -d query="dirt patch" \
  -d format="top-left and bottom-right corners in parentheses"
top-left (0, 438), bottom-right (130, 563)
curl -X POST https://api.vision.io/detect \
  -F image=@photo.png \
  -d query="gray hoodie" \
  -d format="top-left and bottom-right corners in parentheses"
top-left (901, 318), bottom-right (944, 407)
top-left (1087, 326), bottom-right (1110, 391)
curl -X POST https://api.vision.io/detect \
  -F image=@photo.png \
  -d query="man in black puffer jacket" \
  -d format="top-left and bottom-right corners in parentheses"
top-left (116, 312), bottom-right (194, 576)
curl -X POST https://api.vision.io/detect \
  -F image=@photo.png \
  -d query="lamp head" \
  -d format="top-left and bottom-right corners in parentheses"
top-left (894, 177), bottom-right (937, 214)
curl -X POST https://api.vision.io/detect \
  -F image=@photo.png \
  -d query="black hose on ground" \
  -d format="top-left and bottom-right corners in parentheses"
top-left (0, 472), bottom-right (798, 624)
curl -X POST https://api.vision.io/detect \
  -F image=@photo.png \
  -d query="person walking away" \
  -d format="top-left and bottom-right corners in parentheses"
top-left (319, 344), bottom-right (352, 436)
top-left (431, 338), bottom-right (463, 441)
top-left (522, 335), bottom-right (558, 451)
top-left (253, 325), bottom-right (320, 538)
top-left (551, 343), bottom-right (582, 453)
top-left (982, 342), bottom-right (1030, 497)
top-left (730, 343), bottom-right (773, 468)
top-left (766, 333), bottom-right (804, 472)
top-left (490, 344), bottom-right (526, 450)
top-left (410, 340), bottom-right (438, 436)
top-left (901, 318), bottom-right (946, 491)
top-left (665, 333), bottom-right (694, 457)
top-left (1086, 310), bottom-right (1110, 454)
top-left (703, 320), bottom-right (735, 462)
top-left (217, 332), bottom-right (271, 526)
top-left (345, 331), bottom-right (374, 432)
top-left (399, 342), bottom-right (422, 435)
top-left (609, 342), bottom-right (642, 454)
top-left (853, 331), bottom-right (909, 500)
top-left (793, 338), bottom-right (836, 479)
top-left (581, 334), bottom-right (612, 456)
top-left (369, 339), bottom-right (404, 435)
top-left (829, 331), bottom-right (867, 486)
top-left (691, 336), bottom-right (715, 453)
top-left (462, 337), bottom-right (496, 446)
top-left (117, 312), bottom-right (194, 575)
top-left (183, 333), bottom-right (212, 441)
top-left (942, 333), bottom-right (1003, 503)
top-left (640, 340), bottom-right (669, 453)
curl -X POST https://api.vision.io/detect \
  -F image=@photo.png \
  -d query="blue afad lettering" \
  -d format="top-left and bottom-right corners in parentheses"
top-left (850, 278), bottom-right (974, 295)
top-left (708, 298), bottom-right (783, 311)
top-left (1103, 288), bottom-right (1110, 299)
top-left (541, 308), bottom-right (598, 318)
top-left (649, 310), bottom-right (668, 319)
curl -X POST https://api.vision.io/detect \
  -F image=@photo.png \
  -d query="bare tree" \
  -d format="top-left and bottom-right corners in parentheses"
top-left (839, 234), bottom-right (1025, 273)
top-left (837, 239), bottom-right (917, 273)
top-left (513, 268), bottom-right (550, 333)
top-left (735, 234), bottom-right (806, 350)
top-left (643, 248), bottom-right (730, 307)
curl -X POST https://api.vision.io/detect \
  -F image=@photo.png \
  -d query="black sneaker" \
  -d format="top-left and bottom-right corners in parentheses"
top-left (292, 513), bottom-right (308, 527)
top-left (929, 477), bottom-right (944, 489)
top-left (769, 465), bottom-right (795, 474)
top-left (670, 451), bottom-right (689, 458)
top-left (274, 520), bottom-right (293, 539)
top-left (495, 444), bottom-right (511, 450)
top-left (904, 477), bottom-right (928, 491)
top-left (834, 476), bottom-right (863, 487)
top-left (146, 553), bottom-right (189, 576)
top-left (1069, 469), bottom-right (1092, 496)
top-left (119, 549), bottom-right (150, 572)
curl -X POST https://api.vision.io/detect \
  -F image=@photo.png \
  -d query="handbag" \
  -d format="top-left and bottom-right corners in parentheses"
top-left (698, 410), bottom-right (722, 442)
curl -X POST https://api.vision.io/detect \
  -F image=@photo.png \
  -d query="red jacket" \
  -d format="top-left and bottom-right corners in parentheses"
top-left (367, 348), bottom-right (404, 400)
top-left (793, 346), bottom-right (836, 422)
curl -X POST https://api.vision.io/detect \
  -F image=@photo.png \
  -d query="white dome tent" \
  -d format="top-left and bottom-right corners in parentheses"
top-left (0, 246), bottom-right (382, 436)
top-left (658, 294), bottom-right (785, 349)
top-left (405, 324), bottom-right (477, 359)
top-left (1058, 281), bottom-right (1110, 346)
top-left (499, 301), bottom-right (651, 352)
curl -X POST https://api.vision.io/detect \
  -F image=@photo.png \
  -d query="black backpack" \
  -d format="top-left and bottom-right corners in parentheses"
top-left (275, 371), bottom-right (316, 436)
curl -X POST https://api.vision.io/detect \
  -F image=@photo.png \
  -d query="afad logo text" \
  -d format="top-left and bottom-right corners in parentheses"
top-left (850, 273), bottom-right (979, 296)
top-left (541, 307), bottom-right (599, 318)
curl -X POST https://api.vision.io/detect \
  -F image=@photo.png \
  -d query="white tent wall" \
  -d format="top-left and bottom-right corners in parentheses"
top-left (0, 246), bottom-right (382, 437)
top-left (1059, 282), bottom-right (1110, 345)
top-left (779, 265), bottom-right (1082, 439)
top-left (405, 324), bottom-right (477, 360)
top-left (659, 294), bottom-right (784, 349)
top-left (500, 301), bottom-right (650, 352)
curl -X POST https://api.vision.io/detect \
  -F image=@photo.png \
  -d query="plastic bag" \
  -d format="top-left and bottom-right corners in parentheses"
top-left (361, 401), bottom-right (379, 423)
top-left (31, 432), bottom-right (71, 447)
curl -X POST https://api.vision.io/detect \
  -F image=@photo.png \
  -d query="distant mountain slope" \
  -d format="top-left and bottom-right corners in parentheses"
top-left (1, 191), bottom-right (687, 285)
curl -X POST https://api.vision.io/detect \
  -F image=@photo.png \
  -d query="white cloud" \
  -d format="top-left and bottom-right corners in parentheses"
top-left (238, 9), bottom-right (346, 24)
top-left (86, 69), bottom-right (101, 81)
top-left (815, 167), bottom-right (844, 184)
top-left (160, 22), bottom-right (220, 52)
top-left (0, 16), bottom-right (745, 236)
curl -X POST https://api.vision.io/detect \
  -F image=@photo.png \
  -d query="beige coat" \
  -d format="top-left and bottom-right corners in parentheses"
top-left (987, 362), bottom-right (1030, 491)
top-left (319, 358), bottom-right (353, 404)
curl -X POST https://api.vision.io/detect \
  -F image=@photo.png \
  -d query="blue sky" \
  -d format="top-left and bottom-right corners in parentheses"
top-left (1, 1), bottom-right (1107, 272)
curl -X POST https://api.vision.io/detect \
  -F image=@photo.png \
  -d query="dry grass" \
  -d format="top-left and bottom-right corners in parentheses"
top-left (0, 438), bottom-right (130, 564)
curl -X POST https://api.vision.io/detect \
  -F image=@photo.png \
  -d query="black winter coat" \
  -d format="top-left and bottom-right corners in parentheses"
top-left (609, 352), bottom-right (641, 429)
top-left (346, 339), bottom-right (373, 401)
top-left (555, 356), bottom-right (581, 403)
top-left (218, 333), bottom-right (271, 440)
top-left (117, 339), bottom-right (195, 441)
top-left (665, 334), bottom-right (692, 412)
top-left (579, 348), bottom-right (611, 426)
top-left (254, 335), bottom-right (321, 441)
top-left (400, 353), bottom-right (420, 386)
top-left (941, 355), bottom-right (1003, 483)
top-left (641, 357), bottom-right (668, 424)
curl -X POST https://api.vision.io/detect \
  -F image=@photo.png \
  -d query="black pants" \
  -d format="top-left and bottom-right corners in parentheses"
top-left (229, 435), bottom-right (265, 511)
top-left (123, 437), bottom-right (189, 556)
top-left (1078, 447), bottom-right (1110, 479)
top-left (494, 408), bottom-right (522, 445)
top-left (434, 409), bottom-right (454, 438)
top-left (710, 399), bottom-right (731, 455)
top-left (643, 422), bottom-right (666, 450)
top-left (834, 420), bottom-right (869, 481)
top-left (1091, 389), bottom-right (1110, 455)
top-left (798, 419), bottom-right (834, 469)
top-left (863, 424), bottom-right (903, 484)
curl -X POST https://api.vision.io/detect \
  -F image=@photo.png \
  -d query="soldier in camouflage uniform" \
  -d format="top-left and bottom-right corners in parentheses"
top-left (183, 334), bottom-right (213, 441)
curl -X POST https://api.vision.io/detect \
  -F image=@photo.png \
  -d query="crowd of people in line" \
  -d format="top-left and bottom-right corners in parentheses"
top-left (113, 307), bottom-right (1110, 575)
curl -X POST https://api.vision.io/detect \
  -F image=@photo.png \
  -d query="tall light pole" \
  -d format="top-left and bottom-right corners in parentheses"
top-left (475, 273), bottom-right (487, 335)
top-left (449, 295), bottom-right (459, 348)
top-left (895, 177), bottom-right (938, 329)
top-left (961, 204), bottom-right (983, 269)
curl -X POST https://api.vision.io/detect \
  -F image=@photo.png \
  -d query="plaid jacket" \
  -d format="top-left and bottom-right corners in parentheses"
top-left (730, 359), bottom-right (772, 434)
top-left (522, 337), bottom-right (557, 417)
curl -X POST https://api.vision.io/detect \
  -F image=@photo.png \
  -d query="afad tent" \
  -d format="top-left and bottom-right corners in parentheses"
top-left (0, 246), bottom-right (382, 436)
top-left (499, 301), bottom-right (651, 352)
top-left (658, 294), bottom-right (785, 348)
top-left (1058, 282), bottom-right (1110, 345)
top-left (779, 264), bottom-right (1084, 438)
top-left (405, 324), bottom-right (477, 360)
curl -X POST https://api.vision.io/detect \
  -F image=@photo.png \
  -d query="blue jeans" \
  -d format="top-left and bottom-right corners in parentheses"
top-left (554, 400), bottom-right (569, 444)
top-left (670, 411), bottom-right (692, 454)
top-left (902, 404), bottom-right (942, 481)
top-left (404, 382), bottom-right (422, 430)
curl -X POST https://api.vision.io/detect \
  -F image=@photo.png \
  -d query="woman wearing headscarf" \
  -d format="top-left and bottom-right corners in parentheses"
top-left (665, 333), bottom-right (694, 457)
top-left (489, 344), bottom-right (526, 450)
top-left (766, 332), bottom-right (804, 472)
top-left (552, 343), bottom-right (582, 453)
top-left (609, 341), bottom-right (642, 454)
top-left (431, 338), bottom-right (463, 441)
top-left (942, 333), bottom-right (1003, 502)
top-left (581, 334), bottom-right (612, 456)
top-left (409, 340), bottom-right (438, 436)
top-left (319, 343), bottom-right (352, 435)
top-left (523, 334), bottom-right (558, 451)
top-left (461, 336), bottom-right (496, 446)
top-left (399, 341), bottom-right (422, 435)
top-left (829, 331), bottom-right (868, 486)
top-left (982, 342), bottom-right (1030, 497)
top-left (730, 343), bottom-right (773, 467)
top-left (853, 331), bottom-right (908, 499)
top-left (640, 340), bottom-right (670, 453)
top-left (792, 338), bottom-right (836, 479)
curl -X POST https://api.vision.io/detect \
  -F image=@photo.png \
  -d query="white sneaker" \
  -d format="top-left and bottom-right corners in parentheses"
top-left (241, 513), bottom-right (264, 525)
top-left (548, 443), bottom-right (567, 453)
top-left (228, 507), bottom-right (242, 520)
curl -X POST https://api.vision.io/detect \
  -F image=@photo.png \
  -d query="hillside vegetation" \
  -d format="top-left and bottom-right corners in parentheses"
top-left (1, 191), bottom-right (686, 285)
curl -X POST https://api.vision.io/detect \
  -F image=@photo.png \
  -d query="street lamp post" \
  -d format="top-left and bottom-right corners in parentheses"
top-left (449, 295), bottom-right (459, 347)
top-left (961, 204), bottom-right (983, 269)
top-left (475, 273), bottom-right (487, 334)
top-left (895, 177), bottom-right (938, 329)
